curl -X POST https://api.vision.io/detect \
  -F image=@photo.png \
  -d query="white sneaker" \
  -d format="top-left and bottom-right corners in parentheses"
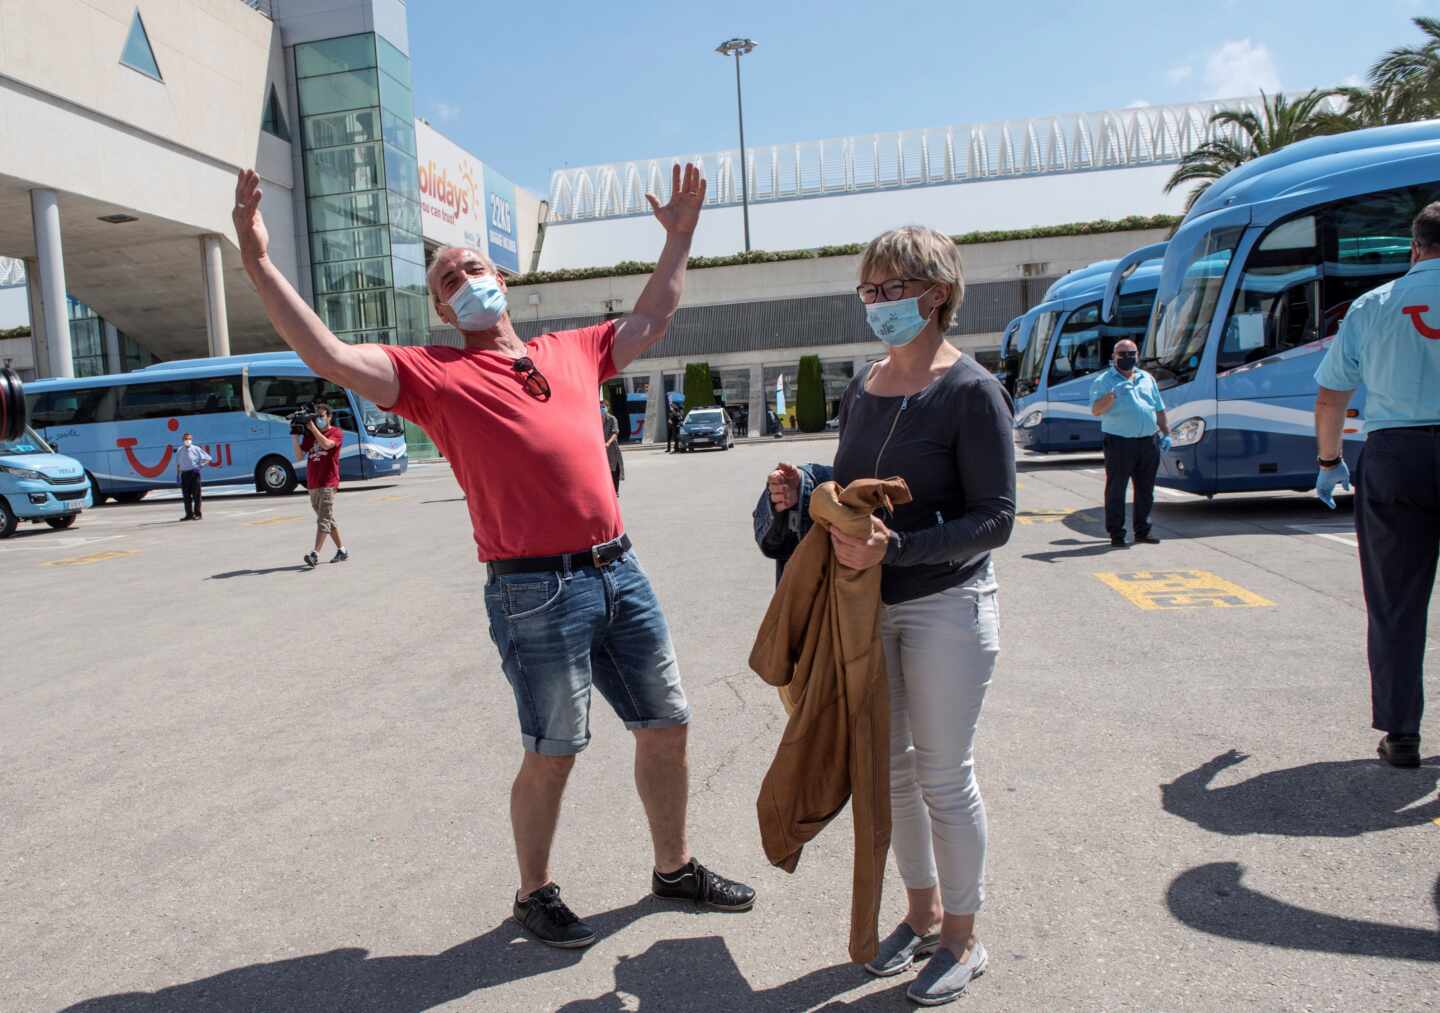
top-left (906, 941), bottom-right (988, 1006)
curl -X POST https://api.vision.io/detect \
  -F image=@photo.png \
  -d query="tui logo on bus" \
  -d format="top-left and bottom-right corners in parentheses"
top-left (115, 419), bottom-right (234, 478)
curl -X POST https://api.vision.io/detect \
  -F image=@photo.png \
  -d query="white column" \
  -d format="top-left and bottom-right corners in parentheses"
top-left (23, 257), bottom-right (49, 378)
top-left (643, 369), bottom-right (664, 444)
top-left (200, 235), bottom-right (230, 358)
top-left (29, 190), bottom-right (73, 378)
top-left (747, 363), bottom-right (765, 437)
top-left (103, 320), bottom-right (122, 374)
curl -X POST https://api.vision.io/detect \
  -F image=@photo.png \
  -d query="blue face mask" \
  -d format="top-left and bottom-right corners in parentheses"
top-left (864, 289), bottom-right (934, 348)
top-left (447, 275), bottom-right (508, 331)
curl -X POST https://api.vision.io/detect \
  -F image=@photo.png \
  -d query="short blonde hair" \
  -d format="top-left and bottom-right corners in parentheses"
top-left (859, 226), bottom-right (966, 331)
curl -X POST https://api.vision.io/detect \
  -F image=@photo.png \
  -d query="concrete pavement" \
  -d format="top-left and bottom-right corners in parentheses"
top-left (2, 443), bottom-right (1437, 1011)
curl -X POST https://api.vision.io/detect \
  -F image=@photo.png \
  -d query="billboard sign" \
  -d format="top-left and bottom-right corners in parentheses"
top-left (416, 121), bottom-right (487, 254)
top-left (483, 168), bottom-right (520, 274)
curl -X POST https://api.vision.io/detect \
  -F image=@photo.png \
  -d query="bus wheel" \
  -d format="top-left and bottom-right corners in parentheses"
top-left (46, 513), bottom-right (77, 530)
top-left (256, 456), bottom-right (297, 495)
top-left (0, 499), bottom-right (15, 539)
top-left (112, 491), bottom-right (147, 504)
top-left (86, 471), bottom-right (107, 505)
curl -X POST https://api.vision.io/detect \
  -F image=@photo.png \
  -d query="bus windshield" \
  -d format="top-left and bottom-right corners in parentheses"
top-left (1015, 310), bottom-right (1059, 397)
top-left (353, 393), bottom-right (405, 437)
top-left (1146, 226), bottom-right (1245, 386)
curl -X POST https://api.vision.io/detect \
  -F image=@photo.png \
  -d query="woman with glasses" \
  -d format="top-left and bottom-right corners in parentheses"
top-left (766, 225), bottom-right (1015, 1005)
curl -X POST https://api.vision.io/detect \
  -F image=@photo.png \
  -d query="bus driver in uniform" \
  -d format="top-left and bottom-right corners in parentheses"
top-left (1314, 200), bottom-right (1440, 770)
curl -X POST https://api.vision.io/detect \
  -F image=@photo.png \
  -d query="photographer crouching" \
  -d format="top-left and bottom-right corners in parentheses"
top-left (291, 402), bottom-right (348, 568)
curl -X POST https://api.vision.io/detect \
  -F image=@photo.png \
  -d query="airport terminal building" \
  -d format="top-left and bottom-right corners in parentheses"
top-left (0, 0), bottom-right (1261, 440)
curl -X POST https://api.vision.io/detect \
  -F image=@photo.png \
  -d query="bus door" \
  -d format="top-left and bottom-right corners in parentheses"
top-left (1043, 302), bottom-right (1107, 451)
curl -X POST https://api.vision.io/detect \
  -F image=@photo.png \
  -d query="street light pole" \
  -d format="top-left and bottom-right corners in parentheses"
top-left (715, 38), bottom-right (757, 253)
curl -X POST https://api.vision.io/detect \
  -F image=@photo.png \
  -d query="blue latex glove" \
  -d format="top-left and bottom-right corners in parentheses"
top-left (1159, 434), bottom-right (1173, 454)
top-left (1315, 460), bottom-right (1351, 509)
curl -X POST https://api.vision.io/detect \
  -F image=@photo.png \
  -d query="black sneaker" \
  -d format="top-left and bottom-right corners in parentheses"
top-left (330, 548), bottom-right (349, 563)
top-left (513, 883), bottom-right (597, 949)
top-left (304, 552), bottom-right (319, 568)
top-left (1378, 734), bottom-right (1421, 768)
top-left (1110, 534), bottom-right (1128, 548)
top-left (1135, 532), bottom-right (1161, 545)
top-left (652, 859), bottom-right (755, 911)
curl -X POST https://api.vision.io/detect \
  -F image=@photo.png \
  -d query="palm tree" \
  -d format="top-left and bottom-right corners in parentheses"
top-left (1371, 16), bottom-right (1440, 96)
top-left (1164, 90), bottom-right (1340, 211)
top-left (1314, 83), bottom-right (1436, 133)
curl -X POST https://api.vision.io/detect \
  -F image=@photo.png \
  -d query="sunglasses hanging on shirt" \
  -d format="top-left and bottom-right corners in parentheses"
top-left (511, 357), bottom-right (551, 402)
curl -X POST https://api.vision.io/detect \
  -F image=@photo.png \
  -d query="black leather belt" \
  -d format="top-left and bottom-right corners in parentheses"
top-left (487, 534), bottom-right (631, 576)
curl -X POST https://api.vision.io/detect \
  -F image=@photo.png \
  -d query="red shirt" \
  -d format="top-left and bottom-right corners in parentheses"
top-left (381, 323), bottom-right (622, 561)
top-left (300, 426), bottom-right (344, 488)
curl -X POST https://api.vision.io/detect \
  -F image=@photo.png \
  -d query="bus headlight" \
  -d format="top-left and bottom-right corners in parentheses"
top-left (1170, 417), bottom-right (1206, 447)
top-left (361, 445), bottom-right (386, 460)
top-left (0, 464), bottom-right (44, 481)
top-left (1017, 410), bottom-right (1044, 429)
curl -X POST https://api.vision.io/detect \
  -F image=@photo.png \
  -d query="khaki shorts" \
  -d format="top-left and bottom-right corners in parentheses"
top-left (308, 487), bottom-right (337, 532)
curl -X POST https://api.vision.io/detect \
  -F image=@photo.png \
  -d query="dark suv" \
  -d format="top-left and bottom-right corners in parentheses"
top-left (677, 407), bottom-right (734, 452)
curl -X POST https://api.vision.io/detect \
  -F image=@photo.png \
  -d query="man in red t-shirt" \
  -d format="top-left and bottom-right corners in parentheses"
top-left (232, 163), bottom-right (753, 950)
top-left (294, 403), bottom-right (347, 568)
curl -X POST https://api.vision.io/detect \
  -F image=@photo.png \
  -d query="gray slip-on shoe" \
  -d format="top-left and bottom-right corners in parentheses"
top-left (906, 941), bottom-right (988, 1006)
top-left (863, 922), bottom-right (941, 978)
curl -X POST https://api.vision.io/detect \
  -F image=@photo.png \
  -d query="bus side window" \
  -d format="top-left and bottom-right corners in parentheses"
top-left (1321, 183), bottom-right (1440, 337)
top-left (195, 376), bottom-right (243, 414)
top-left (1219, 214), bottom-right (1320, 371)
top-left (1048, 303), bottom-right (1103, 386)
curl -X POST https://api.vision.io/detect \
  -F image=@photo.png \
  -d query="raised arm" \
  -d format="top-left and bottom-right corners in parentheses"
top-left (610, 164), bottom-right (707, 371)
top-left (232, 171), bottom-right (398, 406)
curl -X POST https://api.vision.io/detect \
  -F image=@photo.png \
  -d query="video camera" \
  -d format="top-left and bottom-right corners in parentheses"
top-left (288, 401), bottom-right (325, 437)
top-left (2, 366), bottom-right (26, 442)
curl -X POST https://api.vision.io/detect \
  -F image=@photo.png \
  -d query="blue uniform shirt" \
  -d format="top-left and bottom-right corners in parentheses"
top-left (175, 444), bottom-right (211, 472)
top-left (1315, 257), bottom-right (1440, 434)
top-left (1089, 366), bottom-right (1165, 438)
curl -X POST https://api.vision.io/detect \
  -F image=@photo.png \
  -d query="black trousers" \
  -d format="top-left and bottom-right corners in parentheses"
top-left (1355, 428), bottom-right (1440, 736)
top-left (180, 469), bottom-right (203, 518)
top-left (666, 425), bottom-right (678, 452)
top-left (1103, 434), bottom-right (1159, 538)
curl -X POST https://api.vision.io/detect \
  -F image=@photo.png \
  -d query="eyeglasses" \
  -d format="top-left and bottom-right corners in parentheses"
top-left (511, 356), bottom-right (551, 401)
top-left (856, 278), bottom-right (924, 304)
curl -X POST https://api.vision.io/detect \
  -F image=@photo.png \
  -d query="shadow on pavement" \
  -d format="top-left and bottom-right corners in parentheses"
top-left (58, 899), bottom-right (881, 1013)
top-left (1057, 494), bottom-right (1353, 543)
top-left (208, 565), bottom-right (313, 579)
top-left (1016, 454), bottom-right (1104, 472)
top-left (421, 497), bottom-right (466, 505)
top-left (1022, 536), bottom-right (1127, 564)
top-left (1166, 862), bottom-right (1440, 962)
top-left (1162, 749), bottom-right (1440, 837)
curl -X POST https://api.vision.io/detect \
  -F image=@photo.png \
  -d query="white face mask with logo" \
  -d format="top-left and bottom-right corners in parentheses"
top-left (864, 288), bottom-right (936, 348)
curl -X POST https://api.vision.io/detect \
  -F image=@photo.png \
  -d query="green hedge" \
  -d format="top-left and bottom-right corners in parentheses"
top-left (796, 355), bottom-right (826, 434)
top-left (506, 214), bottom-right (1181, 287)
top-left (0, 325), bottom-right (31, 340)
top-left (682, 362), bottom-right (713, 414)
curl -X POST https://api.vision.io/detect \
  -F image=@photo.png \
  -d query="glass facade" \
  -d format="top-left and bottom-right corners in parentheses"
top-left (294, 32), bottom-right (426, 349)
top-left (294, 31), bottom-right (432, 456)
top-left (64, 298), bottom-right (156, 377)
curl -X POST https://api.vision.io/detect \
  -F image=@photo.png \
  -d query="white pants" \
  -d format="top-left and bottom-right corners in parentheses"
top-left (881, 563), bottom-right (999, 916)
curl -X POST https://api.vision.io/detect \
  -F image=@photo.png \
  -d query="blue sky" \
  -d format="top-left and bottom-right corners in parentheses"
top-left (407, 0), bottom-right (1436, 195)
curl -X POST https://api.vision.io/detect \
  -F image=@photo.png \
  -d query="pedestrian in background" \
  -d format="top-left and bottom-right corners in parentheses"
top-left (666, 400), bottom-right (683, 453)
top-left (174, 432), bottom-right (211, 521)
top-left (1090, 339), bottom-right (1172, 547)
top-left (602, 402), bottom-right (625, 493)
top-left (294, 403), bottom-right (347, 568)
top-left (1313, 200), bottom-right (1440, 770)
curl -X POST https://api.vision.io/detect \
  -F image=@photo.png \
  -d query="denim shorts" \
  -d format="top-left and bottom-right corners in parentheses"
top-left (483, 551), bottom-right (690, 755)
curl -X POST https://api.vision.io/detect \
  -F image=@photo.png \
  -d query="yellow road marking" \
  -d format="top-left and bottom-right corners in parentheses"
top-left (1015, 508), bottom-right (1076, 525)
top-left (43, 549), bottom-right (139, 567)
top-left (377, 495), bottom-right (407, 502)
top-left (1094, 570), bottom-right (1274, 611)
top-left (246, 515), bottom-right (302, 526)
